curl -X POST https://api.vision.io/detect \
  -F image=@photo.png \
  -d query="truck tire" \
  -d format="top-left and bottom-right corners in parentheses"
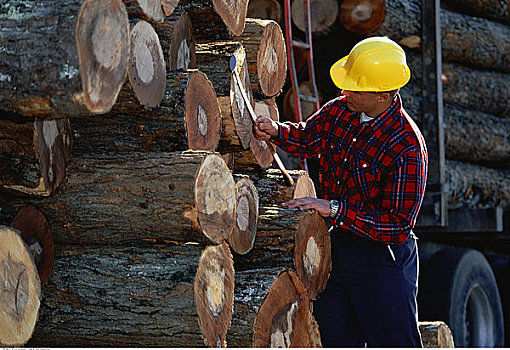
top-left (419, 247), bottom-right (504, 347)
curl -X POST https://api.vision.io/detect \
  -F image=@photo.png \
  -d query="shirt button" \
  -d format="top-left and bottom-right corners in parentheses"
top-left (337, 181), bottom-right (340, 185)
top-left (330, 144), bottom-right (334, 149)
top-left (340, 221), bottom-right (344, 226)
top-left (363, 163), bottom-right (368, 168)
top-left (344, 158), bottom-right (347, 162)
top-left (353, 138), bottom-right (357, 142)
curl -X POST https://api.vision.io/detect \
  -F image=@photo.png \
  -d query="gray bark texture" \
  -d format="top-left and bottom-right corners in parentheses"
top-left (441, 0), bottom-right (509, 26)
top-left (26, 245), bottom-right (205, 347)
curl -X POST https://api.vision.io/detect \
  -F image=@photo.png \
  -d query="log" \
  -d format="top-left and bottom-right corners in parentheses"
top-left (233, 19), bottom-right (287, 98)
top-left (194, 242), bottom-right (235, 347)
top-left (153, 9), bottom-right (196, 70)
top-left (76, 0), bottom-right (131, 114)
top-left (0, 225), bottom-right (41, 347)
top-left (0, 115), bottom-right (72, 197)
top-left (371, 0), bottom-right (510, 73)
top-left (0, 0), bottom-right (90, 118)
top-left (291, 0), bottom-right (339, 35)
top-left (339, 0), bottom-right (386, 35)
top-left (26, 244), bottom-right (211, 347)
top-left (254, 269), bottom-right (322, 347)
top-left (446, 159), bottom-right (510, 209)
top-left (121, 0), bottom-right (164, 22)
top-left (127, 20), bottom-right (166, 107)
top-left (247, 0), bottom-right (283, 24)
top-left (5, 151), bottom-right (236, 246)
top-left (283, 81), bottom-right (322, 122)
top-left (162, 0), bottom-right (179, 16)
top-left (196, 42), bottom-right (254, 150)
top-left (217, 96), bottom-right (248, 153)
top-left (441, 0), bottom-right (510, 26)
top-left (110, 69), bottom-right (221, 152)
top-left (419, 321), bottom-right (455, 348)
top-left (229, 176), bottom-right (259, 255)
top-left (178, 0), bottom-right (249, 40)
top-left (10, 205), bottom-right (55, 287)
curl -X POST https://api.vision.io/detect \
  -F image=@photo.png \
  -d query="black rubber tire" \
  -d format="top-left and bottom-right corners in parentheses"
top-left (419, 247), bottom-right (504, 347)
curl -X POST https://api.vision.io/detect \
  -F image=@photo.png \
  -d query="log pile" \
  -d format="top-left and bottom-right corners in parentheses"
top-left (0, 0), bottom-right (329, 347)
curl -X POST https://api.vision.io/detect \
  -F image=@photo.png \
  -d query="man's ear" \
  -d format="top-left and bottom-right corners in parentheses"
top-left (377, 92), bottom-right (391, 103)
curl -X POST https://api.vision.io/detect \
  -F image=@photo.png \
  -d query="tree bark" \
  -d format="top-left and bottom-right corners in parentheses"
top-left (0, 225), bottom-right (41, 347)
top-left (127, 20), bottom-right (166, 108)
top-left (5, 151), bottom-right (236, 246)
top-left (419, 321), bottom-right (455, 348)
top-left (0, 115), bottom-right (72, 197)
top-left (10, 205), bottom-right (55, 287)
top-left (446, 159), bottom-right (510, 209)
top-left (196, 42), bottom-right (254, 150)
top-left (339, 0), bottom-right (386, 35)
top-left (194, 242), bottom-right (235, 347)
top-left (247, 0), bottom-right (283, 24)
top-left (26, 244), bottom-right (207, 347)
top-left (371, 0), bottom-right (510, 73)
top-left (111, 69), bottom-right (221, 152)
top-left (178, 0), bottom-right (249, 40)
top-left (233, 19), bottom-right (287, 98)
top-left (76, 0), bottom-right (131, 114)
top-left (441, 0), bottom-right (510, 26)
top-left (153, 8), bottom-right (196, 71)
top-left (253, 269), bottom-right (322, 347)
top-left (291, 0), bottom-right (339, 35)
top-left (0, 0), bottom-right (89, 118)
top-left (229, 176), bottom-right (259, 255)
top-left (121, 0), bottom-right (164, 22)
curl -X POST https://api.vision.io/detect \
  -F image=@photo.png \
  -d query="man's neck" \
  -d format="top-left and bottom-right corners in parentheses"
top-left (365, 100), bottom-right (393, 118)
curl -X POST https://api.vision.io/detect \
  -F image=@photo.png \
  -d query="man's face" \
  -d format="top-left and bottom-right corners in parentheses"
top-left (341, 90), bottom-right (379, 114)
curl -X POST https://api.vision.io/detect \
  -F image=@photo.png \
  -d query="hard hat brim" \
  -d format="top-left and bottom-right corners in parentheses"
top-left (330, 55), bottom-right (352, 90)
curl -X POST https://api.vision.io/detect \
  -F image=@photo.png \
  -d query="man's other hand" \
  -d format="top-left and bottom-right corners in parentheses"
top-left (254, 115), bottom-right (278, 141)
top-left (282, 197), bottom-right (331, 217)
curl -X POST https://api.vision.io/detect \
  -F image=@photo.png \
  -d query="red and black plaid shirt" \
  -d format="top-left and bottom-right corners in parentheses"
top-left (273, 95), bottom-right (428, 245)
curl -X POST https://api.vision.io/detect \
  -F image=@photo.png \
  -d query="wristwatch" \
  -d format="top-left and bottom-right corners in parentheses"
top-left (329, 200), bottom-right (339, 218)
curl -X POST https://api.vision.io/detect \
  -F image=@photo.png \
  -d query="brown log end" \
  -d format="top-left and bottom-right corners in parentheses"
top-left (185, 70), bottom-right (221, 151)
top-left (34, 118), bottom-right (73, 196)
top-left (75, 0), bottom-right (130, 114)
top-left (194, 153), bottom-right (236, 243)
top-left (247, 0), bottom-right (283, 24)
top-left (230, 46), bottom-right (254, 150)
top-left (10, 205), bottom-right (54, 287)
top-left (250, 99), bottom-right (279, 168)
top-left (212, 0), bottom-right (249, 36)
top-left (228, 177), bottom-right (259, 255)
top-left (253, 269), bottom-right (322, 347)
top-left (162, 0), bottom-right (179, 16)
top-left (0, 226), bottom-right (41, 347)
top-left (128, 20), bottom-right (166, 108)
top-left (194, 242), bottom-right (235, 347)
top-left (168, 13), bottom-right (196, 70)
top-left (283, 82), bottom-right (321, 122)
top-left (293, 170), bottom-right (317, 199)
top-left (291, 0), bottom-right (339, 35)
top-left (294, 211), bottom-right (331, 300)
top-left (257, 20), bottom-right (287, 97)
top-left (419, 321), bottom-right (455, 348)
top-left (340, 0), bottom-right (386, 35)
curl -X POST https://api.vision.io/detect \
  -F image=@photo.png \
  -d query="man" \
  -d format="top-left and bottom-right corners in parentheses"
top-left (254, 36), bottom-right (428, 347)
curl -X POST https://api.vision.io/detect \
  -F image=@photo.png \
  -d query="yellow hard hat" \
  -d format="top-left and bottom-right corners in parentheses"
top-left (330, 36), bottom-right (410, 91)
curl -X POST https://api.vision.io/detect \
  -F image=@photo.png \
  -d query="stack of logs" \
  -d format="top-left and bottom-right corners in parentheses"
top-left (0, 0), bottom-right (332, 347)
top-left (247, 0), bottom-right (510, 212)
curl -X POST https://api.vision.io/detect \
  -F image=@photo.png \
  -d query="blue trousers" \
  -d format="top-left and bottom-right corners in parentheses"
top-left (313, 228), bottom-right (423, 347)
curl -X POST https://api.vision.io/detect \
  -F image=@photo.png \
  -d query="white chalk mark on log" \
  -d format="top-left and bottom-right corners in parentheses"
top-left (176, 39), bottom-right (191, 70)
top-left (236, 196), bottom-right (250, 232)
top-left (304, 236), bottom-right (320, 278)
top-left (135, 41), bottom-right (154, 84)
top-left (206, 258), bottom-right (226, 317)
top-left (270, 299), bottom-right (299, 347)
top-left (197, 104), bottom-right (208, 137)
top-left (262, 45), bottom-right (277, 74)
top-left (351, 3), bottom-right (373, 21)
top-left (91, 14), bottom-right (123, 71)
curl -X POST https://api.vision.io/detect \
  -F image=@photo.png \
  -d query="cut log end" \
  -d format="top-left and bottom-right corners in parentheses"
top-left (10, 205), bottom-right (54, 287)
top-left (76, 0), bottom-right (130, 114)
top-left (228, 177), bottom-right (259, 255)
top-left (185, 71), bottom-right (221, 151)
top-left (194, 154), bottom-right (236, 243)
top-left (419, 321), bottom-right (455, 348)
top-left (128, 20), bottom-right (166, 107)
top-left (0, 226), bottom-right (41, 347)
top-left (247, 0), bottom-right (283, 23)
top-left (294, 211), bottom-right (331, 299)
top-left (253, 269), bottom-right (322, 347)
top-left (250, 99), bottom-right (279, 168)
top-left (340, 0), bottom-right (386, 35)
top-left (162, 0), bottom-right (179, 16)
top-left (257, 21), bottom-right (287, 97)
top-left (293, 171), bottom-right (317, 199)
top-left (291, 0), bottom-right (339, 34)
top-left (212, 0), bottom-right (249, 36)
top-left (194, 242), bottom-right (234, 347)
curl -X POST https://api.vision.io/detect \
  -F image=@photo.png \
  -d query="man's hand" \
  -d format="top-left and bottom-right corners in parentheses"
top-left (254, 115), bottom-right (278, 141)
top-left (282, 197), bottom-right (331, 217)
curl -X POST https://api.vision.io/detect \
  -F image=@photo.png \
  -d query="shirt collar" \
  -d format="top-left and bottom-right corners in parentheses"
top-left (357, 94), bottom-right (403, 136)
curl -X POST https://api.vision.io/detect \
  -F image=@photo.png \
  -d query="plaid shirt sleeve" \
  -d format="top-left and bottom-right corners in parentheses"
top-left (332, 149), bottom-right (427, 245)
